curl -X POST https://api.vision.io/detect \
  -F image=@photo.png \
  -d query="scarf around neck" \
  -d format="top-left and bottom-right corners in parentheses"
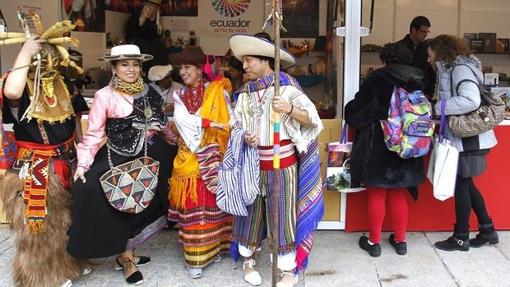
top-left (233, 72), bottom-right (303, 99)
top-left (111, 76), bottom-right (145, 96)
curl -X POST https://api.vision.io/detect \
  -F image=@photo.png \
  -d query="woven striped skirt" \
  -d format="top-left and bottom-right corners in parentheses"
top-left (168, 178), bottom-right (232, 268)
top-left (232, 162), bottom-right (298, 254)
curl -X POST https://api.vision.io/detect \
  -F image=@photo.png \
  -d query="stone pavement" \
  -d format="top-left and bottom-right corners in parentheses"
top-left (1, 225), bottom-right (509, 287)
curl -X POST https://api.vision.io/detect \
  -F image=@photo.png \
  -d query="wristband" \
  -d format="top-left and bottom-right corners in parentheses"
top-left (77, 164), bottom-right (90, 172)
top-left (202, 118), bottom-right (211, 128)
top-left (287, 104), bottom-right (294, 115)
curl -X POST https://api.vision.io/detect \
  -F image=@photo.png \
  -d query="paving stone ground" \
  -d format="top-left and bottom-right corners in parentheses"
top-left (0, 226), bottom-right (509, 286)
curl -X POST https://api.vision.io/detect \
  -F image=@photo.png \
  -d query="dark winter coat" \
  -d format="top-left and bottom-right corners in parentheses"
top-left (345, 64), bottom-right (426, 197)
top-left (125, 13), bottom-right (167, 72)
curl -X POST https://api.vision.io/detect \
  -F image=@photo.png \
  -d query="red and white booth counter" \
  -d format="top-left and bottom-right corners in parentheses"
top-left (344, 121), bottom-right (510, 232)
top-left (334, 1), bottom-right (510, 232)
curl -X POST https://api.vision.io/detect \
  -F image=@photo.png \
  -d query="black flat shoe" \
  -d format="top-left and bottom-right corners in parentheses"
top-left (359, 235), bottom-right (381, 257)
top-left (116, 257), bottom-right (144, 285)
top-left (126, 270), bottom-right (144, 285)
top-left (115, 256), bottom-right (151, 270)
top-left (389, 234), bottom-right (407, 255)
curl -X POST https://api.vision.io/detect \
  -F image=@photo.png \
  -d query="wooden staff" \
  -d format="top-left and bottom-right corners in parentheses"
top-left (271, 0), bottom-right (282, 286)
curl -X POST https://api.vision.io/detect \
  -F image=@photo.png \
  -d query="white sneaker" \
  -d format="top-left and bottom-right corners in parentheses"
top-left (60, 279), bottom-right (72, 287)
top-left (276, 271), bottom-right (299, 287)
top-left (186, 266), bottom-right (203, 279)
top-left (243, 259), bottom-right (262, 286)
top-left (82, 267), bottom-right (92, 276)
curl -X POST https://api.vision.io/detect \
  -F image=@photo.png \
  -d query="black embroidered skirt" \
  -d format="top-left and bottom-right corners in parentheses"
top-left (67, 135), bottom-right (176, 258)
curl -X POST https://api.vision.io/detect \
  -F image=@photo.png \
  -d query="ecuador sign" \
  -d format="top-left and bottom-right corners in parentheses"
top-left (198, 0), bottom-right (263, 36)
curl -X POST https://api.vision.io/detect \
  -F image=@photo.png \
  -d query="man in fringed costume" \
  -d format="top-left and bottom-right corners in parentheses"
top-left (0, 19), bottom-right (89, 287)
top-left (227, 34), bottom-right (324, 287)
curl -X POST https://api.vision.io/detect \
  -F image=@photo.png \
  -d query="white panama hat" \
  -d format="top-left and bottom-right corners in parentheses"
top-left (148, 65), bottom-right (173, 81)
top-left (229, 34), bottom-right (296, 68)
top-left (99, 44), bottom-right (153, 62)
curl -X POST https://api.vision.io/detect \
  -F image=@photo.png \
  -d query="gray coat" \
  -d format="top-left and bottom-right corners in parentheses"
top-left (433, 55), bottom-right (498, 152)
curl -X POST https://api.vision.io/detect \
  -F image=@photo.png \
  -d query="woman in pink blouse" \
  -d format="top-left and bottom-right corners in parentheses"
top-left (67, 45), bottom-right (177, 285)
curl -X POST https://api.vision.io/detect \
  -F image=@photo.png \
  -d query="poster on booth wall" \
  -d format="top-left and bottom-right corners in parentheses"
top-left (197, 0), bottom-right (264, 37)
top-left (282, 0), bottom-right (319, 38)
top-left (61, 0), bottom-right (105, 32)
top-left (326, 141), bottom-right (365, 193)
top-left (105, 0), bottom-right (198, 16)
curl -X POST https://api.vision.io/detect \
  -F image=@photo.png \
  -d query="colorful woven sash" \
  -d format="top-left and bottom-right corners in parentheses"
top-left (15, 137), bottom-right (75, 234)
top-left (232, 71), bottom-right (303, 99)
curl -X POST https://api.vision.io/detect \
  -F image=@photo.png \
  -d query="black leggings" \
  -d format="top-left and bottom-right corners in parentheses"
top-left (454, 176), bottom-right (491, 233)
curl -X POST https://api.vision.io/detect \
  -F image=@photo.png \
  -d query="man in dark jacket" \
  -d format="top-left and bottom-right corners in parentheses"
top-left (125, 0), bottom-right (166, 72)
top-left (396, 16), bottom-right (436, 100)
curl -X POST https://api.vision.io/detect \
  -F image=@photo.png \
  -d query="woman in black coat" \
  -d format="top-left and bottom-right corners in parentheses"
top-left (345, 43), bottom-right (426, 257)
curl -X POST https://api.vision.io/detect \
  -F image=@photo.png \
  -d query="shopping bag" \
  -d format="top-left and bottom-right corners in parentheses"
top-left (427, 137), bottom-right (459, 201)
top-left (427, 100), bottom-right (459, 201)
top-left (325, 123), bottom-right (365, 193)
top-left (217, 128), bottom-right (260, 216)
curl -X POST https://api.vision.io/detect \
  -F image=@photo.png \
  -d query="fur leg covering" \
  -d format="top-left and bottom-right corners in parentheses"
top-left (0, 172), bottom-right (84, 287)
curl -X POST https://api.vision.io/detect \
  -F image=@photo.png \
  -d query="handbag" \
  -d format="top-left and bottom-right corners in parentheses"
top-left (217, 128), bottom-right (260, 216)
top-left (427, 100), bottom-right (459, 201)
top-left (325, 123), bottom-right (365, 193)
top-left (100, 140), bottom-right (159, 214)
top-left (100, 95), bottom-right (160, 214)
top-left (447, 64), bottom-right (505, 138)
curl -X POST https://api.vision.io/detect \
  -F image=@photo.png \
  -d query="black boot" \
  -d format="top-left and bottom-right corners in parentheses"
top-left (435, 231), bottom-right (470, 252)
top-left (470, 220), bottom-right (499, 247)
top-left (359, 235), bottom-right (381, 257)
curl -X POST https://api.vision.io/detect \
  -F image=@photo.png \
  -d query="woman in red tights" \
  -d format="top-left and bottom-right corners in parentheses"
top-left (345, 43), bottom-right (427, 257)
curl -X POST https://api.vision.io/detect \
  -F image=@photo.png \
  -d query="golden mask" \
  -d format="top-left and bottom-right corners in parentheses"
top-left (40, 69), bottom-right (58, 108)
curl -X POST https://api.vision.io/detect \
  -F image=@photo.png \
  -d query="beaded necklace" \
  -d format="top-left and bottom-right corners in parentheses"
top-left (181, 80), bottom-right (205, 114)
top-left (245, 76), bottom-right (274, 137)
top-left (247, 76), bottom-right (273, 118)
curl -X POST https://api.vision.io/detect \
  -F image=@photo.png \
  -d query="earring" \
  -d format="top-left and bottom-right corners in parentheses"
top-left (110, 73), bottom-right (118, 88)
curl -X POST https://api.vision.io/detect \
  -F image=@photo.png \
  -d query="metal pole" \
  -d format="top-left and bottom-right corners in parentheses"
top-left (271, 0), bottom-right (281, 286)
top-left (0, 8), bottom-right (6, 73)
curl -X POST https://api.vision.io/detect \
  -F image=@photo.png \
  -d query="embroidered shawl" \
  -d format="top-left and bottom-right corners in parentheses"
top-left (170, 78), bottom-right (232, 208)
top-left (232, 72), bottom-right (323, 153)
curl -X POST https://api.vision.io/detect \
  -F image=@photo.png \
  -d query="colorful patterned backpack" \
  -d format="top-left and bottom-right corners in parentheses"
top-left (380, 87), bottom-right (434, 159)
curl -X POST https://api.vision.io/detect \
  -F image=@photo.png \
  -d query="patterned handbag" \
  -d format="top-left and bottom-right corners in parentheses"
top-left (100, 139), bottom-right (160, 214)
top-left (448, 64), bottom-right (505, 138)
